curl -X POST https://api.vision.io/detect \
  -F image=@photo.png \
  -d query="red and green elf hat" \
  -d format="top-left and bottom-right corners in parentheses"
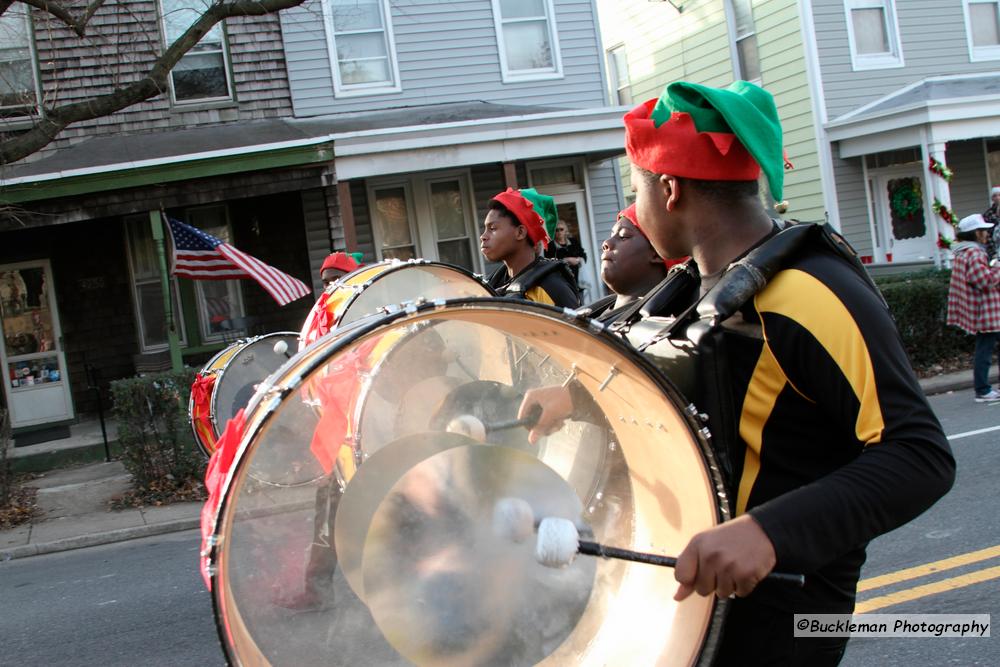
top-left (321, 251), bottom-right (360, 273)
top-left (519, 187), bottom-right (559, 239)
top-left (491, 188), bottom-right (551, 249)
top-left (624, 80), bottom-right (785, 202)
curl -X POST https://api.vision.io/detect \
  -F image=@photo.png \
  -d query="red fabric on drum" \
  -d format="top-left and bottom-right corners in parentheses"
top-left (200, 408), bottom-right (246, 591)
top-left (191, 374), bottom-right (217, 450)
top-left (307, 337), bottom-right (380, 475)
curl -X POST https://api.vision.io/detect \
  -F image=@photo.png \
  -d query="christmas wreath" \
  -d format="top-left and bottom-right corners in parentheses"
top-left (891, 181), bottom-right (922, 220)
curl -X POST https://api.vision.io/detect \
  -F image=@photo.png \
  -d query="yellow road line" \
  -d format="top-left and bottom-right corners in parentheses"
top-left (855, 564), bottom-right (1000, 613)
top-left (857, 544), bottom-right (1000, 592)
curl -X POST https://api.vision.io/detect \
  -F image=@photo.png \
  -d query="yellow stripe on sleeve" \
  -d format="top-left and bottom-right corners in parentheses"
top-left (736, 343), bottom-right (787, 515)
top-left (525, 286), bottom-right (556, 306)
top-left (754, 269), bottom-right (885, 445)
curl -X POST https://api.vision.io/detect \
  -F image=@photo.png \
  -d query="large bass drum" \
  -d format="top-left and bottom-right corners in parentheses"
top-left (189, 332), bottom-right (299, 457)
top-left (207, 299), bottom-right (729, 667)
top-left (299, 259), bottom-right (495, 350)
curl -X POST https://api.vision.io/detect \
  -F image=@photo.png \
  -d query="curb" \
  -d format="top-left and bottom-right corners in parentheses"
top-left (0, 517), bottom-right (200, 562)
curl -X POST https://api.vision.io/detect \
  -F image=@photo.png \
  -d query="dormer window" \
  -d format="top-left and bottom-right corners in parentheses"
top-left (491, 0), bottom-right (563, 82)
top-left (325, 0), bottom-right (401, 96)
top-left (160, 0), bottom-right (234, 103)
top-left (844, 0), bottom-right (904, 70)
top-left (0, 6), bottom-right (39, 119)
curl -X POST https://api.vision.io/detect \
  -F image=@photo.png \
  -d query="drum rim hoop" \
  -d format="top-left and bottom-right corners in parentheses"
top-left (210, 298), bottom-right (731, 664)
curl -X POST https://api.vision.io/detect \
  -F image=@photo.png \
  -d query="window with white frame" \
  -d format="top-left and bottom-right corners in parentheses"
top-left (492, 0), bottom-right (562, 81)
top-left (186, 206), bottom-right (245, 342)
top-left (964, 0), bottom-right (1000, 60)
top-left (844, 0), bottom-right (904, 70)
top-left (606, 45), bottom-right (631, 105)
top-left (726, 0), bottom-right (761, 82)
top-left (125, 216), bottom-right (187, 352)
top-left (161, 0), bottom-right (234, 103)
top-left (0, 6), bottom-right (38, 118)
top-left (325, 0), bottom-right (400, 95)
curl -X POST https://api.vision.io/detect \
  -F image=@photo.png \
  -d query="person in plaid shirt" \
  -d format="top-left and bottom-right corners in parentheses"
top-left (947, 213), bottom-right (1000, 402)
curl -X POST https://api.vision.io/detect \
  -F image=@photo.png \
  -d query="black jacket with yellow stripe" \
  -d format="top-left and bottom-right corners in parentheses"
top-left (717, 245), bottom-right (955, 613)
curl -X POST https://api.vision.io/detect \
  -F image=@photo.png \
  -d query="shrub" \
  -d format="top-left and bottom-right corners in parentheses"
top-left (110, 369), bottom-right (203, 489)
top-left (874, 269), bottom-right (972, 369)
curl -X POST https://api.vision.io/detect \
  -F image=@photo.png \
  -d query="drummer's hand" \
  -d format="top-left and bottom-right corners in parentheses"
top-left (518, 386), bottom-right (573, 445)
top-left (673, 514), bottom-right (776, 601)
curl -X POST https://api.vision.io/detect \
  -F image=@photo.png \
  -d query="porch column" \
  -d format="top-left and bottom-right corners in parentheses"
top-left (503, 162), bottom-right (518, 189)
top-left (150, 210), bottom-right (184, 372)
top-left (337, 180), bottom-right (358, 252)
top-left (920, 140), bottom-right (951, 269)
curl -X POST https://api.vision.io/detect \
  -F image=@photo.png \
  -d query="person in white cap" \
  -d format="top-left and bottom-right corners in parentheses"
top-left (946, 213), bottom-right (1000, 401)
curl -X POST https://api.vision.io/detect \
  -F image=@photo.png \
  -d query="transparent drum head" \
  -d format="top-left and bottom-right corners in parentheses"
top-left (210, 299), bottom-right (728, 667)
top-left (211, 333), bottom-right (300, 435)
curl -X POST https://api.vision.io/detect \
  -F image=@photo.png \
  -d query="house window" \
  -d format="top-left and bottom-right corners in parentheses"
top-left (325, 0), bottom-right (400, 96)
top-left (844, 0), bottom-right (904, 70)
top-left (161, 0), bottom-right (234, 103)
top-left (0, 6), bottom-right (38, 118)
top-left (964, 0), bottom-right (1000, 61)
top-left (492, 0), bottom-right (563, 81)
top-left (370, 184), bottom-right (418, 260)
top-left (428, 178), bottom-right (477, 272)
top-left (185, 206), bottom-right (245, 342)
top-left (125, 217), bottom-right (187, 352)
top-left (606, 45), bottom-right (631, 105)
top-left (726, 0), bottom-right (761, 82)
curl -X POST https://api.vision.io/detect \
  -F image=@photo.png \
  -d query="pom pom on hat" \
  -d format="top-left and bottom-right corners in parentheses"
top-left (491, 188), bottom-right (551, 249)
top-left (321, 252), bottom-right (360, 274)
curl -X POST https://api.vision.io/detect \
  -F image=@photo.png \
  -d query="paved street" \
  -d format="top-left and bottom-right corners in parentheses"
top-left (1, 391), bottom-right (997, 666)
top-left (0, 531), bottom-right (220, 667)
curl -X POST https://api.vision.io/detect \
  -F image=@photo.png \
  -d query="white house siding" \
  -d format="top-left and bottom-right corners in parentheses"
top-left (282, 0), bottom-right (609, 117)
top-left (831, 155), bottom-right (872, 257)
top-left (947, 140), bottom-right (992, 220)
top-left (587, 160), bottom-right (622, 252)
top-left (811, 0), bottom-right (1000, 121)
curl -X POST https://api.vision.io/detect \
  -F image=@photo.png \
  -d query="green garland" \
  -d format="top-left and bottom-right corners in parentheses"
top-left (929, 157), bottom-right (953, 182)
top-left (932, 199), bottom-right (959, 225)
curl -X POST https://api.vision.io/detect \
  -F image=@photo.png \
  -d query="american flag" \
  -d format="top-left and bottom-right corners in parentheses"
top-left (166, 217), bottom-right (311, 306)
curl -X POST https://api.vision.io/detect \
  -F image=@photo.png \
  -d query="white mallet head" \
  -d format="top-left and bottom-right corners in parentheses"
top-left (445, 414), bottom-right (486, 442)
top-left (273, 339), bottom-right (289, 356)
top-left (535, 517), bottom-right (580, 568)
top-left (492, 497), bottom-right (535, 543)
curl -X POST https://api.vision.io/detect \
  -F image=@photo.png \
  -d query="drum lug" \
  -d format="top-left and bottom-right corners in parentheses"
top-left (597, 365), bottom-right (618, 392)
top-left (700, 426), bottom-right (713, 440)
top-left (686, 403), bottom-right (710, 423)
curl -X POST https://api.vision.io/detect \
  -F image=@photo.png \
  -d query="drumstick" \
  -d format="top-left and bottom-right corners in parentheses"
top-left (272, 339), bottom-right (291, 358)
top-left (445, 404), bottom-right (543, 442)
top-left (534, 516), bottom-right (805, 588)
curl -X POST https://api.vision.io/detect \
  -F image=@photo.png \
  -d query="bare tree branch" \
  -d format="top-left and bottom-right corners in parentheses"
top-left (1, 0), bottom-right (308, 167)
top-left (14, 0), bottom-right (109, 36)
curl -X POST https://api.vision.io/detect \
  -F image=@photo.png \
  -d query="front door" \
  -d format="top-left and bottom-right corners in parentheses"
top-left (0, 260), bottom-right (74, 428)
top-left (871, 168), bottom-right (935, 263)
top-left (552, 192), bottom-right (599, 304)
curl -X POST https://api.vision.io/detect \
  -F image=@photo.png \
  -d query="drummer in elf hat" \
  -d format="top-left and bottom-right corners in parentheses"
top-left (521, 80), bottom-right (954, 665)
top-left (481, 188), bottom-right (581, 309)
top-left (320, 251), bottom-right (361, 288)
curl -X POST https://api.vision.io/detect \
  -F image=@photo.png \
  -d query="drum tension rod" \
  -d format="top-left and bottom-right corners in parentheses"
top-left (597, 365), bottom-right (618, 392)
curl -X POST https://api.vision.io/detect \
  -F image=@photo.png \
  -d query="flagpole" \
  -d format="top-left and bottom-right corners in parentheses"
top-left (150, 209), bottom-right (183, 372)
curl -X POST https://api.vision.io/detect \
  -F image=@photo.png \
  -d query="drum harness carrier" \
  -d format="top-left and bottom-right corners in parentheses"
top-left (605, 220), bottom-right (885, 496)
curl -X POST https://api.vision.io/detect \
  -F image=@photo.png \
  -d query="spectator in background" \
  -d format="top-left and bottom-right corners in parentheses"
top-left (946, 214), bottom-right (1000, 402)
top-left (545, 220), bottom-right (587, 291)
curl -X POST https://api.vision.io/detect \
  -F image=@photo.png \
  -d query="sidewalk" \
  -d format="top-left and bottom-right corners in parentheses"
top-left (0, 368), bottom-right (988, 562)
